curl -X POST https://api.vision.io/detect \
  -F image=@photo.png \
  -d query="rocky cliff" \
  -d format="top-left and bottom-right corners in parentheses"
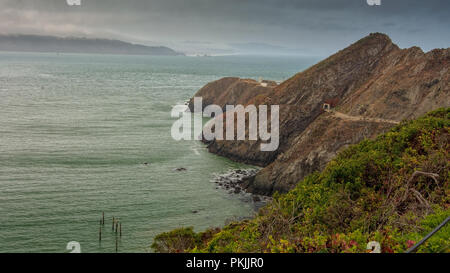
top-left (187, 77), bottom-right (276, 112)
top-left (190, 33), bottom-right (450, 195)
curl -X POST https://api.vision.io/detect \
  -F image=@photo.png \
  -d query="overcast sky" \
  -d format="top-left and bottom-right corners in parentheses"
top-left (0, 0), bottom-right (449, 55)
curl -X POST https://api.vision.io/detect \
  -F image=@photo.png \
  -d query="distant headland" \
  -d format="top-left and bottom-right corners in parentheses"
top-left (0, 34), bottom-right (183, 56)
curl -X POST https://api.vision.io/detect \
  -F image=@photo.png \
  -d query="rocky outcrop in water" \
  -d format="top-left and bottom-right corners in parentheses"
top-left (191, 33), bottom-right (450, 195)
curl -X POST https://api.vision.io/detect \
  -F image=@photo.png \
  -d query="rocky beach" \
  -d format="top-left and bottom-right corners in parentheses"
top-left (211, 169), bottom-right (271, 208)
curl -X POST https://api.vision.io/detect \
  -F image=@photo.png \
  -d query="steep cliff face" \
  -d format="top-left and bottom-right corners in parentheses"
top-left (189, 33), bottom-right (450, 195)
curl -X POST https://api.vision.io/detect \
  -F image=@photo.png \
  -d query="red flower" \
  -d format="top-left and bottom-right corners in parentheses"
top-left (406, 240), bottom-right (416, 248)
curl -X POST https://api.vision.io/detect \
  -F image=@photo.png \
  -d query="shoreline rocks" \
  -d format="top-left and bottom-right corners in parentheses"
top-left (211, 169), bottom-right (272, 208)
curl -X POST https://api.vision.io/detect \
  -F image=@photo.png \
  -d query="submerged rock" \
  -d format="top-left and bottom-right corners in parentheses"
top-left (252, 196), bottom-right (261, 202)
top-left (173, 167), bottom-right (187, 172)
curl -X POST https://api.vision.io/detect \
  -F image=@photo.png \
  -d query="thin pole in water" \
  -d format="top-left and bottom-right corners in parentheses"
top-left (115, 233), bottom-right (118, 253)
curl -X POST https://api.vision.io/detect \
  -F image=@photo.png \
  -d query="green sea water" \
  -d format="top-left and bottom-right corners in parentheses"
top-left (0, 52), bottom-right (318, 253)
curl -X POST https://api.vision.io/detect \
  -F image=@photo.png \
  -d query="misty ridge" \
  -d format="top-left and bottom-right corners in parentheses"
top-left (0, 34), bottom-right (183, 56)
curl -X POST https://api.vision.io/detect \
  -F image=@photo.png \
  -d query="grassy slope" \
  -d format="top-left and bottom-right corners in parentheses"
top-left (153, 108), bottom-right (450, 253)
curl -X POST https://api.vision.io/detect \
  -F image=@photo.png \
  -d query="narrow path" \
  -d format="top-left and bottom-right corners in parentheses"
top-left (326, 109), bottom-right (400, 125)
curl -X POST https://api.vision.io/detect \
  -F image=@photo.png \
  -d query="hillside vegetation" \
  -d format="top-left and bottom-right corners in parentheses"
top-left (153, 108), bottom-right (449, 253)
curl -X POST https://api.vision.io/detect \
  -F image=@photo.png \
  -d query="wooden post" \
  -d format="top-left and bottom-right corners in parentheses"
top-left (115, 233), bottom-right (118, 253)
top-left (112, 217), bottom-right (115, 230)
top-left (119, 223), bottom-right (122, 237)
top-left (102, 212), bottom-right (105, 226)
top-left (115, 221), bottom-right (119, 233)
top-left (99, 226), bottom-right (102, 242)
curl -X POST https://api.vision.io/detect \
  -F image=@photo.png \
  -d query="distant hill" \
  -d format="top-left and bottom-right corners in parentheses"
top-left (0, 34), bottom-right (183, 56)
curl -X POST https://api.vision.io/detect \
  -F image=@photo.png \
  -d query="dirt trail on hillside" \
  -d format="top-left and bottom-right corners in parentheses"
top-left (327, 110), bottom-right (400, 125)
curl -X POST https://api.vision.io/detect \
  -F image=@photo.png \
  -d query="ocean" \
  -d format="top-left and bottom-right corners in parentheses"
top-left (0, 52), bottom-right (318, 253)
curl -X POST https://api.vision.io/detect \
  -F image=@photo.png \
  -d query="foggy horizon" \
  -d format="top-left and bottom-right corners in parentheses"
top-left (1, 0), bottom-right (449, 56)
top-left (0, 0), bottom-right (450, 56)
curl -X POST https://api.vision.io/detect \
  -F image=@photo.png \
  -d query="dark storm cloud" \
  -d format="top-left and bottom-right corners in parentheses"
top-left (0, 0), bottom-right (449, 55)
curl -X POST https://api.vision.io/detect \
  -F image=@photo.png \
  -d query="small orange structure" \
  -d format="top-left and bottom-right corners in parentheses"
top-left (322, 98), bottom-right (339, 111)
